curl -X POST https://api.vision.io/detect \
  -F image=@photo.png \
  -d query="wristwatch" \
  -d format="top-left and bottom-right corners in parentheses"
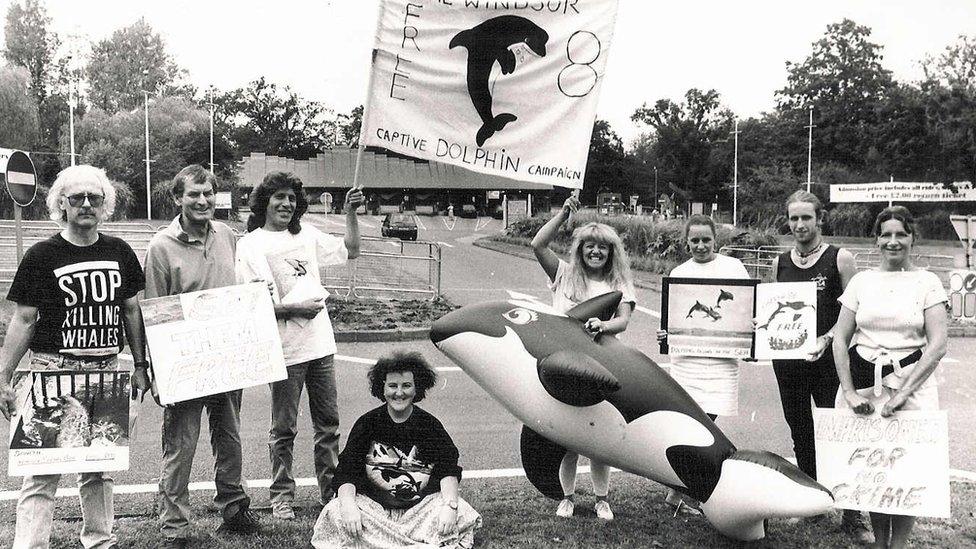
top-left (447, 500), bottom-right (458, 510)
top-left (133, 360), bottom-right (150, 370)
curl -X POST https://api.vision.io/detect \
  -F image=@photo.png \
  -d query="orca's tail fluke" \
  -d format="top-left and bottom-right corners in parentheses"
top-left (476, 113), bottom-right (517, 147)
top-left (700, 450), bottom-right (834, 541)
top-left (520, 425), bottom-right (569, 500)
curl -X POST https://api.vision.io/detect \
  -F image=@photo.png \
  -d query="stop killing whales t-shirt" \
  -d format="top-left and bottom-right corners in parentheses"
top-left (7, 233), bottom-right (145, 358)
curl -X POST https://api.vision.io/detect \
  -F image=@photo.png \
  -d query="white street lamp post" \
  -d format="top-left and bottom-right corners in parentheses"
top-left (731, 119), bottom-right (740, 226)
top-left (805, 105), bottom-right (815, 192)
top-left (144, 90), bottom-right (152, 219)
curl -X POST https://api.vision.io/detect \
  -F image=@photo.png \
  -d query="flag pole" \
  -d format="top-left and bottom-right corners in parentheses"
top-left (351, 0), bottom-right (386, 195)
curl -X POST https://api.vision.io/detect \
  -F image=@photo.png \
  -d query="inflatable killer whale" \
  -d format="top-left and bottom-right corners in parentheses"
top-left (430, 292), bottom-right (833, 541)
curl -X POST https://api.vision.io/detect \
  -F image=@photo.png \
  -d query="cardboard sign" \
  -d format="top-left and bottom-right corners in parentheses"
top-left (362, 0), bottom-right (620, 189)
top-left (141, 282), bottom-right (286, 405)
top-left (8, 366), bottom-right (136, 476)
top-left (813, 407), bottom-right (950, 518)
top-left (754, 281), bottom-right (817, 360)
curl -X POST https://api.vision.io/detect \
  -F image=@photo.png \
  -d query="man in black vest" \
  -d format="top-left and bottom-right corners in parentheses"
top-left (771, 190), bottom-right (870, 544)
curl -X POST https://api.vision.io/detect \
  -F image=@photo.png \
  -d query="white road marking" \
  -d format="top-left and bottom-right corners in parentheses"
top-left (335, 354), bottom-right (460, 372)
top-left (0, 466), bottom-right (597, 501)
top-left (438, 241), bottom-right (455, 248)
top-left (506, 290), bottom-right (543, 301)
top-left (4, 463), bottom-right (974, 501)
top-left (475, 217), bottom-right (491, 232)
top-left (442, 217), bottom-right (456, 231)
top-left (413, 216), bottom-right (427, 231)
top-left (636, 305), bottom-right (661, 318)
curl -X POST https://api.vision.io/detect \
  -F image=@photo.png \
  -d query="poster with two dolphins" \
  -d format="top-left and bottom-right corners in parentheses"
top-left (361, 0), bottom-right (619, 189)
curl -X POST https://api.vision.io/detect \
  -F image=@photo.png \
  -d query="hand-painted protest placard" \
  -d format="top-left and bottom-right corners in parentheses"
top-left (813, 408), bottom-right (950, 518)
top-left (754, 281), bottom-right (817, 360)
top-left (362, 0), bottom-right (620, 189)
top-left (8, 364), bottom-right (136, 476)
top-left (141, 282), bottom-right (286, 405)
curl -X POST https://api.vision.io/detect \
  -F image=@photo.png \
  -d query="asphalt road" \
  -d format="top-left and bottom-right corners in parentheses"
top-left (2, 213), bottom-right (974, 503)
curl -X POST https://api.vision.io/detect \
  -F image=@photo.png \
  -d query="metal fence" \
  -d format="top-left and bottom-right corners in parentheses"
top-left (0, 223), bottom-right (442, 299)
top-left (720, 244), bottom-right (955, 285)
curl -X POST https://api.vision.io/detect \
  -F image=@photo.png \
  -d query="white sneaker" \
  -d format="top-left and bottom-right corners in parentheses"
top-left (555, 498), bottom-right (574, 517)
top-left (594, 500), bottom-right (614, 521)
top-left (272, 500), bottom-right (296, 520)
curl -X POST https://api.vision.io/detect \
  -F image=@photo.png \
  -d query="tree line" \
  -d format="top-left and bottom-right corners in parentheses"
top-left (1, 0), bottom-right (359, 219)
top-left (2, 2), bottom-right (974, 235)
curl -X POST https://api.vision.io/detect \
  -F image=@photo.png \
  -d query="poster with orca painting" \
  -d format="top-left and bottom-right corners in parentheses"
top-left (754, 281), bottom-right (817, 360)
top-left (361, 0), bottom-right (620, 189)
top-left (661, 277), bottom-right (759, 359)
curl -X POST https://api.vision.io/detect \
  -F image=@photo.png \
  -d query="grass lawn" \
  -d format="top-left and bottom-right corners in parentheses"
top-left (1, 476), bottom-right (973, 548)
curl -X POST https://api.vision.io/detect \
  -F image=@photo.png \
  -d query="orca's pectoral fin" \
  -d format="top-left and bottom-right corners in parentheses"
top-left (537, 350), bottom-right (620, 406)
top-left (565, 291), bottom-right (622, 323)
top-left (475, 114), bottom-right (517, 147)
top-left (520, 425), bottom-right (568, 500)
top-left (499, 49), bottom-right (517, 74)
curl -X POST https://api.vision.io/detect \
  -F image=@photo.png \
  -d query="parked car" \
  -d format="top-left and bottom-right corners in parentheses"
top-left (459, 204), bottom-right (478, 218)
top-left (381, 213), bottom-right (418, 241)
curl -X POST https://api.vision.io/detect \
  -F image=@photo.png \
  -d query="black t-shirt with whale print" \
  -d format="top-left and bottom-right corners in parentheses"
top-left (332, 405), bottom-right (463, 509)
top-left (7, 233), bottom-right (144, 358)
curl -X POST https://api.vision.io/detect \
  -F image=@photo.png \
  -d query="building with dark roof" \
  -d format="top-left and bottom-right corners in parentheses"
top-left (238, 148), bottom-right (553, 216)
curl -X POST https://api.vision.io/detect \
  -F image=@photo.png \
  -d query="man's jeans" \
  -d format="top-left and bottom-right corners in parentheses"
top-left (14, 472), bottom-right (116, 549)
top-left (269, 355), bottom-right (340, 504)
top-left (159, 389), bottom-right (248, 539)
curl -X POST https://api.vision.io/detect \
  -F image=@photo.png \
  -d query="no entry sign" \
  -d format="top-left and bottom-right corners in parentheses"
top-left (0, 148), bottom-right (37, 207)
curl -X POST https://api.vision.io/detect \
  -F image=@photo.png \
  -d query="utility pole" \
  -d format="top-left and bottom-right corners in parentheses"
top-left (144, 90), bottom-right (152, 219)
top-left (208, 87), bottom-right (215, 173)
top-left (731, 119), bottom-right (740, 226)
top-left (68, 81), bottom-right (77, 166)
top-left (805, 105), bottom-right (816, 192)
top-left (653, 165), bottom-right (658, 208)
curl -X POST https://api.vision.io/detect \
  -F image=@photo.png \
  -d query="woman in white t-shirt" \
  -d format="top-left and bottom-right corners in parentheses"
top-left (831, 206), bottom-right (948, 549)
top-left (658, 215), bottom-right (749, 419)
top-left (657, 215), bottom-right (748, 514)
top-left (530, 194), bottom-right (637, 522)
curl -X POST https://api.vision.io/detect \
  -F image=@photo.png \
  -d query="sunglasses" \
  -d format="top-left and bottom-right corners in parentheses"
top-left (66, 193), bottom-right (105, 207)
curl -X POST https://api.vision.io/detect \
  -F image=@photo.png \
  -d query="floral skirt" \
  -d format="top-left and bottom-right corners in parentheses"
top-left (311, 492), bottom-right (482, 549)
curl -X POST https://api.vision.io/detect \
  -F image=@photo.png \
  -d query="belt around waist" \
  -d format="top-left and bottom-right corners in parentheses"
top-left (848, 347), bottom-right (922, 391)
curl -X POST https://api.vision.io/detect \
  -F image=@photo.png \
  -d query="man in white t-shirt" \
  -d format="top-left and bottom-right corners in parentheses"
top-left (236, 172), bottom-right (364, 520)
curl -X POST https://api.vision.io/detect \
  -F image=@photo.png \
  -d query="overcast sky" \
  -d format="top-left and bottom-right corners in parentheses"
top-left (7, 0), bottom-right (976, 146)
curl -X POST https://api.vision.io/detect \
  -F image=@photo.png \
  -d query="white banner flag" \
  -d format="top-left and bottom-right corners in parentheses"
top-left (362, 0), bottom-right (620, 189)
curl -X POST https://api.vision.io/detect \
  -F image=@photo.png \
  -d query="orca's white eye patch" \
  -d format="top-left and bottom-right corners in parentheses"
top-left (503, 308), bottom-right (538, 325)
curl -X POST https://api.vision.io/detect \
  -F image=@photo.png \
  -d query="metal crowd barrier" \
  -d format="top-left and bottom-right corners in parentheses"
top-left (720, 244), bottom-right (955, 286)
top-left (0, 225), bottom-right (441, 299)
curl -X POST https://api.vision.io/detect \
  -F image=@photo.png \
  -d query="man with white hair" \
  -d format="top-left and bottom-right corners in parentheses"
top-left (0, 164), bottom-right (150, 549)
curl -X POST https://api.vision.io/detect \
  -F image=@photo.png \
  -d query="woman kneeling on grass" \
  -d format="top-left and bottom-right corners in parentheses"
top-left (311, 351), bottom-right (482, 549)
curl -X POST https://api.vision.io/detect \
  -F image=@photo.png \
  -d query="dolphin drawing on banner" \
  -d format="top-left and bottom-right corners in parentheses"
top-left (450, 15), bottom-right (549, 146)
top-left (430, 292), bottom-right (834, 541)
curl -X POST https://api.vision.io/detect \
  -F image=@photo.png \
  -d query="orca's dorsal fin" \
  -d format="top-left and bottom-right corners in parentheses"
top-left (520, 425), bottom-right (568, 500)
top-left (537, 350), bottom-right (620, 407)
top-left (565, 291), bottom-right (622, 323)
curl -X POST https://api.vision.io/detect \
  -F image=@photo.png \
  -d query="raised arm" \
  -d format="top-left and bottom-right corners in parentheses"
top-left (532, 195), bottom-right (579, 281)
top-left (343, 186), bottom-right (364, 259)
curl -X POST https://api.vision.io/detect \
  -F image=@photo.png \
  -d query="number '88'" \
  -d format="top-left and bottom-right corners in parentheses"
top-left (558, 31), bottom-right (602, 98)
